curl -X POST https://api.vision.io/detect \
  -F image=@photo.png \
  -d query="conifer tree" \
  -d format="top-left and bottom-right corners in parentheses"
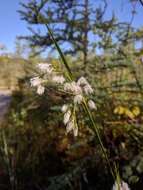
top-left (19, 0), bottom-right (107, 70)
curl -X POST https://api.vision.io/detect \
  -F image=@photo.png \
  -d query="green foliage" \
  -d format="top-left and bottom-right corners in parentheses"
top-left (19, 0), bottom-right (117, 68)
top-left (0, 56), bottom-right (32, 89)
top-left (0, 1), bottom-right (143, 189)
top-left (1, 49), bottom-right (143, 189)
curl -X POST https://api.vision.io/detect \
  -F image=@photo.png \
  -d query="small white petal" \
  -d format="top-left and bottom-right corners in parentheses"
top-left (84, 84), bottom-right (93, 95)
top-left (88, 100), bottom-right (97, 110)
top-left (64, 110), bottom-right (71, 124)
top-left (52, 75), bottom-right (65, 84)
top-left (37, 63), bottom-right (53, 74)
top-left (66, 120), bottom-right (74, 133)
top-left (61, 104), bottom-right (68, 113)
top-left (30, 76), bottom-right (42, 87)
top-left (64, 82), bottom-right (82, 95)
top-left (77, 77), bottom-right (88, 86)
top-left (74, 94), bottom-right (83, 104)
top-left (37, 85), bottom-right (45, 95)
top-left (73, 126), bottom-right (78, 137)
top-left (71, 82), bottom-right (82, 94)
top-left (64, 82), bottom-right (72, 91)
top-left (112, 180), bottom-right (130, 190)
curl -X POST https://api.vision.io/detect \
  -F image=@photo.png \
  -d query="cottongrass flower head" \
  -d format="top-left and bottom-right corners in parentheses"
top-left (77, 77), bottom-right (93, 95)
top-left (62, 107), bottom-right (79, 137)
top-left (112, 180), bottom-right (130, 190)
top-left (30, 76), bottom-right (45, 95)
top-left (37, 85), bottom-right (45, 95)
top-left (88, 100), bottom-right (97, 110)
top-left (66, 118), bottom-right (78, 137)
top-left (73, 126), bottom-right (78, 137)
top-left (30, 71), bottom-right (95, 136)
top-left (30, 76), bottom-right (42, 87)
top-left (52, 75), bottom-right (65, 84)
top-left (66, 119), bottom-right (74, 133)
top-left (64, 77), bottom-right (93, 96)
top-left (74, 94), bottom-right (83, 104)
top-left (61, 104), bottom-right (69, 113)
top-left (83, 83), bottom-right (93, 95)
top-left (64, 81), bottom-right (82, 95)
top-left (77, 76), bottom-right (88, 86)
top-left (37, 63), bottom-right (53, 74)
top-left (61, 76), bottom-right (96, 136)
top-left (64, 82), bottom-right (72, 92)
top-left (64, 110), bottom-right (71, 125)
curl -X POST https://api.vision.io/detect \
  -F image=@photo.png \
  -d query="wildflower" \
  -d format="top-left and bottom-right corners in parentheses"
top-left (77, 76), bottom-right (88, 86)
top-left (77, 76), bottom-right (93, 95)
top-left (64, 81), bottom-right (82, 95)
top-left (83, 84), bottom-right (93, 95)
top-left (70, 82), bottom-right (82, 94)
top-left (37, 63), bottom-right (53, 74)
top-left (74, 94), bottom-right (83, 104)
top-left (112, 180), bottom-right (130, 190)
top-left (64, 110), bottom-right (71, 124)
top-left (73, 126), bottom-right (78, 137)
top-left (37, 85), bottom-right (45, 95)
top-left (66, 119), bottom-right (78, 136)
top-left (114, 106), bottom-right (125, 115)
top-left (30, 76), bottom-right (42, 87)
top-left (66, 119), bottom-right (74, 133)
top-left (132, 106), bottom-right (140, 117)
top-left (61, 104), bottom-right (68, 113)
top-left (52, 75), bottom-right (65, 84)
top-left (64, 82), bottom-right (72, 91)
top-left (88, 100), bottom-right (97, 110)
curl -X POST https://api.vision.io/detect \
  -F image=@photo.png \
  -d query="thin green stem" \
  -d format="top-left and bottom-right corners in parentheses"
top-left (45, 24), bottom-right (73, 81)
top-left (82, 99), bottom-right (115, 179)
top-left (45, 23), bottom-right (116, 180)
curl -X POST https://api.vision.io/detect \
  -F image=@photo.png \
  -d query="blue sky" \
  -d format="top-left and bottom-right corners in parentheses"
top-left (0, 0), bottom-right (29, 52)
top-left (0, 0), bottom-right (143, 53)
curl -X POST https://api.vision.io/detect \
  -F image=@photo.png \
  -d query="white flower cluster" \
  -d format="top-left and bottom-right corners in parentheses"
top-left (52, 75), bottom-right (65, 84)
top-left (30, 76), bottom-right (45, 95)
top-left (61, 104), bottom-right (78, 137)
top-left (61, 77), bottom-right (97, 136)
top-left (30, 63), bottom-right (65, 95)
top-left (63, 77), bottom-right (96, 109)
top-left (112, 180), bottom-right (130, 190)
top-left (38, 63), bottom-right (53, 74)
top-left (63, 77), bottom-right (94, 97)
top-left (77, 77), bottom-right (94, 95)
top-left (30, 63), bottom-right (97, 136)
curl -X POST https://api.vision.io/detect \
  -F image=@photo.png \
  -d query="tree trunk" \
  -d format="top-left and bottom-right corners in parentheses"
top-left (83, 0), bottom-right (89, 73)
